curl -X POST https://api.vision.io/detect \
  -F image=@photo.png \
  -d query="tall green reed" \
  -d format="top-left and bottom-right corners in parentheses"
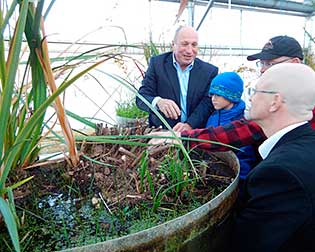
top-left (0, 1), bottom-right (121, 250)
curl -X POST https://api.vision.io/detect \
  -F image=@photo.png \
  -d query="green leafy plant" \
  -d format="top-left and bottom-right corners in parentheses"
top-left (303, 29), bottom-right (315, 70)
top-left (143, 41), bottom-right (160, 65)
top-left (116, 99), bottom-right (148, 119)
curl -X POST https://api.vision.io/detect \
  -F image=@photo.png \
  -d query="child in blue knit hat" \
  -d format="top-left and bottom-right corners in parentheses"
top-left (207, 72), bottom-right (257, 190)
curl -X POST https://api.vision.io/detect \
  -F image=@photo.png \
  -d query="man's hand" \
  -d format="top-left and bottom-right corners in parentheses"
top-left (157, 99), bottom-right (181, 120)
top-left (173, 122), bottom-right (192, 132)
top-left (147, 131), bottom-right (181, 145)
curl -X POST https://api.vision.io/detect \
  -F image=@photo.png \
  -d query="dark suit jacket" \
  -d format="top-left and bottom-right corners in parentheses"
top-left (233, 123), bottom-right (315, 252)
top-left (136, 52), bottom-right (218, 128)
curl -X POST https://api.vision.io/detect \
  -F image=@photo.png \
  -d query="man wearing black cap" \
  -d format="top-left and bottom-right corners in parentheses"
top-left (248, 35), bottom-right (304, 73)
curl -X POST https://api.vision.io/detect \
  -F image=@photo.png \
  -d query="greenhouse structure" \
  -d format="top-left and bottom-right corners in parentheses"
top-left (1, 0), bottom-right (315, 251)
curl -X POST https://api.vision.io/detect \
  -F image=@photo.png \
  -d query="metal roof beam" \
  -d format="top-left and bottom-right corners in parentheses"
top-left (156, 0), bottom-right (315, 17)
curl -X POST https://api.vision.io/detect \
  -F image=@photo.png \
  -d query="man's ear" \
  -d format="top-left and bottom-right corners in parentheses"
top-left (269, 94), bottom-right (283, 113)
top-left (290, 57), bottom-right (301, 63)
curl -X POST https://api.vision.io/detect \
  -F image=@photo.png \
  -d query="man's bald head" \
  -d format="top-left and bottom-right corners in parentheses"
top-left (256, 63), bottom-right (315, 121)
top-left (173, 26), bottom-right (198, 43)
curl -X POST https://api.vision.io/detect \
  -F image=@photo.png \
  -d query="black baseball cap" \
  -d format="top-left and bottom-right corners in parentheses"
top-left (247, 35), bottom-right (304, 61)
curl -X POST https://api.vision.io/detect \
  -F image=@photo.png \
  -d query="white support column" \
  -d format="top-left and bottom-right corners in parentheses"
top-left (304, 15), bottom-right (314, 47)
top-left (187, 0), bottom-right (195, 27)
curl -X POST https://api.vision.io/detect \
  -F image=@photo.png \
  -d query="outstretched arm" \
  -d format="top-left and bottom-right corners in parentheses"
top-left (181, 118), bottom-right (266, 152)
top-left (150, 109), bottom-right (315, 151)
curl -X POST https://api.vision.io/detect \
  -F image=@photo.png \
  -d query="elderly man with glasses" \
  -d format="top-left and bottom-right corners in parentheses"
top-left (232, 62), bottom-right (315, 252)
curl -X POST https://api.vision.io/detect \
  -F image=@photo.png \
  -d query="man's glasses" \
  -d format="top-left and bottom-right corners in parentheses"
top-left (256, 58), bottom-right (292, 68)
top-left (247, 87), bottom-right (278, 97)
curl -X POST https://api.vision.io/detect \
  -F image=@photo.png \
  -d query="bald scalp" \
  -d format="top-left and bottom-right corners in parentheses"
top-left (173, 26), bottom-right (198, 43)
top-left (257, 63), bottom-right (315, 121)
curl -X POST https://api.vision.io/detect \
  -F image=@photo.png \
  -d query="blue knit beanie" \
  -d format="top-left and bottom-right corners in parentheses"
top-left (209, 72), bottom-right (244, 103)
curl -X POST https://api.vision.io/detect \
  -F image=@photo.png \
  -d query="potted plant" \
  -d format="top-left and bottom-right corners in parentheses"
top-left (115, 98), bottom-right (148, 127)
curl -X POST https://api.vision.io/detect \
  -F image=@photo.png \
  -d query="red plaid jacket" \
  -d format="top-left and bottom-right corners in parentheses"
top-left (182, 107), bottom-right (315, 151)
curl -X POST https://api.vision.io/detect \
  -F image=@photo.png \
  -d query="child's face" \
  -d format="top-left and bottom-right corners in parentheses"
top-left (211, 94), bottom-right (234, 110)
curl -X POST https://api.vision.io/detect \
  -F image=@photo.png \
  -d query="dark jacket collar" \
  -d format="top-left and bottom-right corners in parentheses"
top-left (270, 123), bottom-right (314, 155)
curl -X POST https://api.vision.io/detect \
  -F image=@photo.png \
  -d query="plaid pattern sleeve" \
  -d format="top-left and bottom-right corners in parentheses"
top-left (181, 119), bottom-right (265, 152)
top-left (182, 107), bottom-right (315, 152)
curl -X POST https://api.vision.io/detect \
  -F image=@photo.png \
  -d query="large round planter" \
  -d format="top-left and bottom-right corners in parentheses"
top-left (61, 151), bottom-right (239, 252)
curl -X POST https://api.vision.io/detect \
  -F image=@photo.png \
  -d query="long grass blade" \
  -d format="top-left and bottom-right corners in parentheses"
top-left (0, 197), bottom-right (20, 252)
top-left (0, 0), bottom-right (18, 85)
top-left (36, 34), bottom-right (79, 166)
top-left (65, 110), bottom-right (97, 129)
top-left (0, 0), bottom-right (29, 176)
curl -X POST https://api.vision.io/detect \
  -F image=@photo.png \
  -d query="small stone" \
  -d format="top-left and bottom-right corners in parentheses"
top-left (91, 196), bottom-right (99, 205)
top-left (104, 167), bottom-right (111, 175)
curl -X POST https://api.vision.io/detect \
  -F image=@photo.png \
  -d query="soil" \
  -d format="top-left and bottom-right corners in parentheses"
top-left (1, 123), bottom-right (237, 252)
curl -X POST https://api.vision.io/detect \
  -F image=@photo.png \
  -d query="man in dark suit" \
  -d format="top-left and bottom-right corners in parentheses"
top-left (136, 26), bottom-right (218, 131)
top-left (233, 63), bottom-right (315, 252)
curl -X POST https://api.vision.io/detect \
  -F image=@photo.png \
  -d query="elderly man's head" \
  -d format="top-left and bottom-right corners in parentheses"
top-left (247, 35), bottom-right (303, 74)
top-left (246, 63), bottom-right (315, 136)
top-left (172, 26), bottom-right (198, 70)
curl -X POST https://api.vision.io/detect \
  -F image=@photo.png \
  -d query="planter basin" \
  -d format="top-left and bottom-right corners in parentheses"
top-left (60, 151), bottom-right (239, 252)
